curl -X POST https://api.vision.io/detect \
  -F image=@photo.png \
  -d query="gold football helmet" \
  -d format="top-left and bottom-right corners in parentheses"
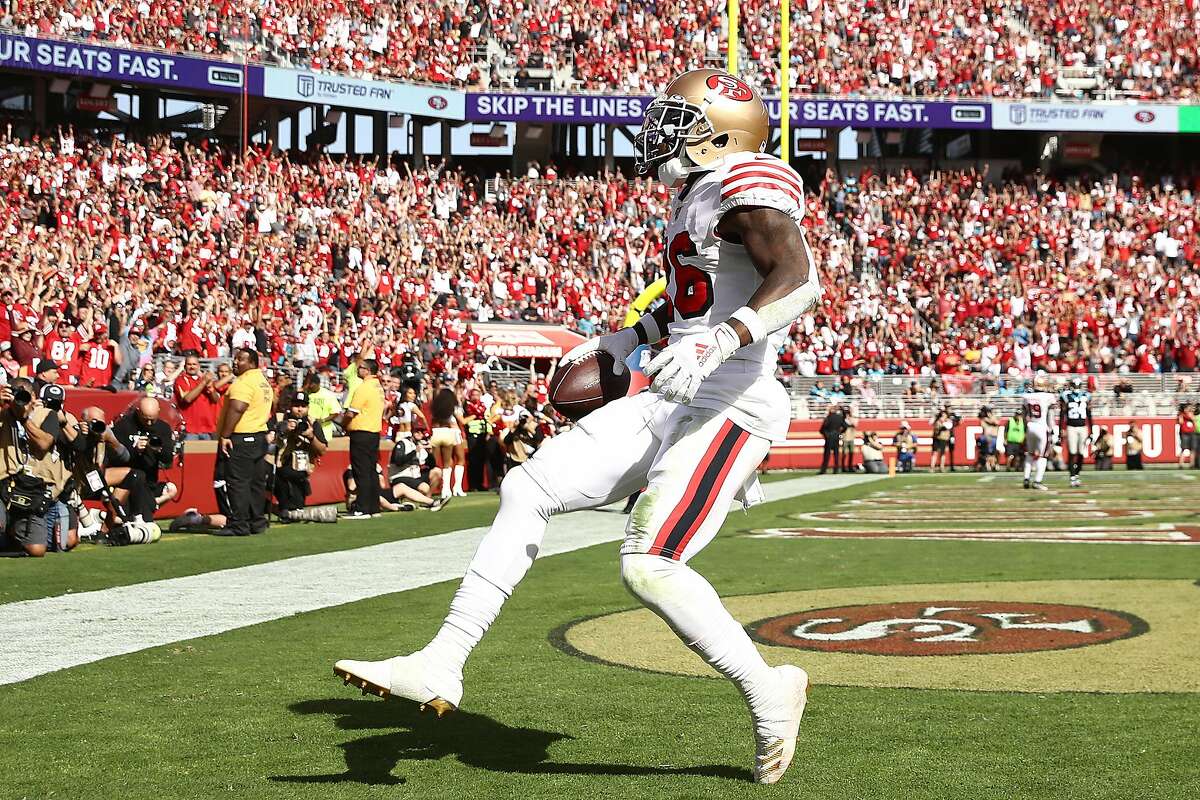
top-left (634, 69), bottom-right (769, 184)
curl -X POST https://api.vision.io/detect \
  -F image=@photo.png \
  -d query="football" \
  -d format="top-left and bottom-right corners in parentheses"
top-left (549, 350), bottom-right (631, 421)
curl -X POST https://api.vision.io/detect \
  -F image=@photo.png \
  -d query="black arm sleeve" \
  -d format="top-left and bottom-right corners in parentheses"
top-left (155, 421), bottom-right (176, 468)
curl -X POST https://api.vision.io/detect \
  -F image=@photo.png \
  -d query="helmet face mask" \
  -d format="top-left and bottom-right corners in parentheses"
top-left (634, 97), bottom-right (713, 177)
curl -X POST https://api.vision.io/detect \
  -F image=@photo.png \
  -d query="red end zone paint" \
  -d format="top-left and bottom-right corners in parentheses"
top-left (750, 601), bottom-right (1146, 655)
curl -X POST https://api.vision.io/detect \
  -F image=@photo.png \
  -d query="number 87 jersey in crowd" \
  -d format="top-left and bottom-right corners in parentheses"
top-left (660, 150), bottom-right (812, 441)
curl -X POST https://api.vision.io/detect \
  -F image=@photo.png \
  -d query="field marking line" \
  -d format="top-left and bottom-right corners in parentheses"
top-left (0, 473), bottom-right (882, 686)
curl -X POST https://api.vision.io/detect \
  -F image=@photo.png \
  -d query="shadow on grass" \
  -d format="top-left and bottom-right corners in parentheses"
top-left (271, 697), bottom-right (750, 785)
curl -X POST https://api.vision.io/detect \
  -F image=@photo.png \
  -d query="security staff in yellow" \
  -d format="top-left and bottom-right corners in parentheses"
top-left (341, 357), bottom-right (385, 518)
top-left (214, 348), bottom-right (274, 536)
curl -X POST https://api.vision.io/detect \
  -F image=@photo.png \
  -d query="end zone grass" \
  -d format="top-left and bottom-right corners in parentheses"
top-left (1, 471), bottom-right (1197, 799)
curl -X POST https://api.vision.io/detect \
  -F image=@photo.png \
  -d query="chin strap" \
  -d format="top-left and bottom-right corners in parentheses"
top-left (657, 156), bottom-right (700, 188)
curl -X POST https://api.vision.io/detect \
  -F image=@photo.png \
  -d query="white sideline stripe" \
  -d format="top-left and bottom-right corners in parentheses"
top-left (0, 473), bottom-right (881, 685)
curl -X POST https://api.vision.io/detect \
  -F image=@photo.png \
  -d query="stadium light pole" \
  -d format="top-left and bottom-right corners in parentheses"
top-left (780, 0), bottom-right (790, 165)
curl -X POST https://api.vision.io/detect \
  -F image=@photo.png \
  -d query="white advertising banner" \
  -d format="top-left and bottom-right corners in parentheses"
top-left (262, 67), bottom-right (465, 119)
top-left (992, 102), bottom-right (1178, 133)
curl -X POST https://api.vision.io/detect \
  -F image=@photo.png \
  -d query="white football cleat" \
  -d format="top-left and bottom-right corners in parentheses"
top-left (334, 652), bottom-right (463, 717)
top-left (753, 665), bottom-right (809, 784)
top-left (1032, 482), bottom-right (1050, 492)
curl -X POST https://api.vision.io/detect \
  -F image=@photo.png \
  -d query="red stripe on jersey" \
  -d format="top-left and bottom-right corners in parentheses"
top-left (720, 181), bottom-right (802, 205)
top-left (722, 168), bottom-right (805, 196)
top-left (724, 160), bottom-right (801, 190)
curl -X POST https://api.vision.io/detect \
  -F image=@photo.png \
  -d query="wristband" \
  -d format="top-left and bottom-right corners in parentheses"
top-left (633, 313), bottom-right (662, 346)
top-left (729, 306), bottom-right (768, 345)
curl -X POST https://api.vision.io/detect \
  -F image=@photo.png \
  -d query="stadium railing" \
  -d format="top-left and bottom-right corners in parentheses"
top-left (790, 391), bottom-right (1199, 422)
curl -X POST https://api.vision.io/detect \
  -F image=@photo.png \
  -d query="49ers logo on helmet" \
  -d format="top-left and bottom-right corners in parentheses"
top-left (706, 74), bottom-right (753, 102)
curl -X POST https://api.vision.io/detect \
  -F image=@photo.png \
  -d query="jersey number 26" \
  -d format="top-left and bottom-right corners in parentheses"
top-left (666, 232), bottom-right (714, 320)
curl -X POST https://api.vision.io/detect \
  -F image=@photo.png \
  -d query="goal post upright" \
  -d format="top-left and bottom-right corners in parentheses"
top-left (780, 0), bottom-right (790, 165)
top-left (728, 0), bottom-right (739, 75)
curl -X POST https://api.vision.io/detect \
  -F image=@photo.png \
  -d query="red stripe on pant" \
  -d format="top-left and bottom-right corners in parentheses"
top-left (649, 420), bottom-right (751, 559)
top-left (648, 419), bottom-right (734, 557)
top-left (667, 428), bottom-right (750, 559)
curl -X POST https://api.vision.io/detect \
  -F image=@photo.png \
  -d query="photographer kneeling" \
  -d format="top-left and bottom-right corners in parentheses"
top-left (860, 431), bottom-right (888, 474)
top-left (270, 391), bottom-right (333, 522)
top-left (112, 398), bottom-right (179, 515)
top-left (76, 406), bottom-right (159, 536)
top-left (0, 380), bottom-right (65, 557)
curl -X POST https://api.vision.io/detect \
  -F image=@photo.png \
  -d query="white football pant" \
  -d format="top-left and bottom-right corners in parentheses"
top-left (423, 391), bottom-right (787, 732)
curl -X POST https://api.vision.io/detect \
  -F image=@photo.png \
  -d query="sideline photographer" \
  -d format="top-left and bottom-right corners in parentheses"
top-left (37, 384), bottom-right (84, 551)
top-left (112, 397), bottom-right (180, 512)
top-left (270, 391), bottom-right (331, 521)
top-left (0, 379), bottom-right (63, 557)
top-left (75, 406), bottom-right (159, 539)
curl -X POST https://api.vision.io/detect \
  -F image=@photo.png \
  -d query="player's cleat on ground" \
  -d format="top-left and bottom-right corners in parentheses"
top-left (1033, 482), bottom-right (1050, 492)
top-left (1070, 476), bottom-right (1081, 488)
top-left (752, 665), bottom-right (809, 784)
top-left (333, 652), bottom-right (462, 717)
top-left (1023, 479), bottom-right (1031, 490)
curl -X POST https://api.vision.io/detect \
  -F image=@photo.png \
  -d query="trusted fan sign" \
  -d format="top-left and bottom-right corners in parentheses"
top-left (0, 32), bottom-right (261, 94)
top-left (992, 101), bottom-right (1178, 132)
top-left (261, 66), bottom-right (465, 119)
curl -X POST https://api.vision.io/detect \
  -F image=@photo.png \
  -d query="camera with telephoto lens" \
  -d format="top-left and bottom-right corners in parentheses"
top-left (292, 417), bottom-right (310, 435)
top-left (88, 419), bottom-right (107, 435)
top-left (11, 388), bottom-right (31, 406)
top-left (148, 433), bottom-right (163, 448)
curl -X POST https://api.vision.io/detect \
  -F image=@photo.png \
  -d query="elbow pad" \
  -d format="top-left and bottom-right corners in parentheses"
top-left (730, 274), bottom-right (822, 345)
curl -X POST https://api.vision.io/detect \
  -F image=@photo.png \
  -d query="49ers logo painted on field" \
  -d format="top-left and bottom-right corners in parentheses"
top-left (706, 74), bottom-right (754, 101)
top-left (750, 601), bottom-right (1144, 656)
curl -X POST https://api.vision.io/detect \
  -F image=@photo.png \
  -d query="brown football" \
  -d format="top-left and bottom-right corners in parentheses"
top-left (549, 350), bottom-right (631, 422)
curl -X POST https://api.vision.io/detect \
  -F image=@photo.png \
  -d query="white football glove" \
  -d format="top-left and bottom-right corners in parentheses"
top-left (645, 323), bottom-right (740, 404)
top-left (559, 326), bottom-right (640, 375)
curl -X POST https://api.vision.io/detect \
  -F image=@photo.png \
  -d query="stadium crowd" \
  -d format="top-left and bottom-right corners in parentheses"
top-left (4, 0), bottom-right (1199, 97)
top-left (1, 127), bottom-right (1198, 397)
top-left (2, 124), bottom-right (1198, 555)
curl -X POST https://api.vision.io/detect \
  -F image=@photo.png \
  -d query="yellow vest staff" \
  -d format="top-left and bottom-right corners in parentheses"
top-left (214, 348), bottom-right (273, 536)
top-left (341, 357), bottom-right (385, 517)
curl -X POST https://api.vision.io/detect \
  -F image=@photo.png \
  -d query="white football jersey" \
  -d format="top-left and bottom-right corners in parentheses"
top-left (661, 151), bottom-right (809, 441)
top-left (1023, 391), bottom-right (1057, 427)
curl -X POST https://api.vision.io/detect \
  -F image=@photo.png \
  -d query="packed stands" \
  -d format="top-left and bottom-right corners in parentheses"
top-left (1016, 0), bottom-right (1200, 99)
top-left (4, 0), bottom-right (1198, 97)
top-left (0, 130), bottom-right (1197, 397)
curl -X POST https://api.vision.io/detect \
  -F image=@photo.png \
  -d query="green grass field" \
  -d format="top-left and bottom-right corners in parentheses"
top-left (2, 470), bottom-right (1198, 799)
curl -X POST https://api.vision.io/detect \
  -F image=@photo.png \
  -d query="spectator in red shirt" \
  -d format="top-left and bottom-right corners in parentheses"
top-left (78, 324), bottom-right (122, 389)
top-left (175, 355), bottom-right (220, 440)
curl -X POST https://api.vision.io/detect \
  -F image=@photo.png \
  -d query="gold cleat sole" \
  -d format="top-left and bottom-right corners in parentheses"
top-left (333, 666), bottom-right (458, 717)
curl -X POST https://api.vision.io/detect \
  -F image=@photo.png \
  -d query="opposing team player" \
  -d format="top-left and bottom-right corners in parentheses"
top-left (1023, 373), bottom-right (1058, 491)
top-left (334, 69), bottom-right (821, 784)
top-left (1061, 377), bottom-right (1093, 487)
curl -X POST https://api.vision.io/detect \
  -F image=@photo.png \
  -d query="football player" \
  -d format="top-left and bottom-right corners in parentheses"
top-left (1023, 372), bottom-right (1058, 491)
top-left (334, 70), bottom-right (821, 784)
top-left (1060, 376), bottom-right (1093, 487)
